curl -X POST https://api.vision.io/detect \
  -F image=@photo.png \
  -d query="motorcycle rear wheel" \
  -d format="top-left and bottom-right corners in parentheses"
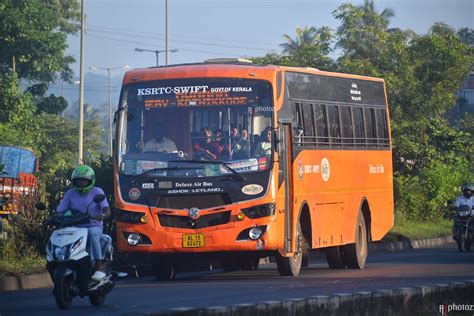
top-left (54, 277), bottom-right (73, 310)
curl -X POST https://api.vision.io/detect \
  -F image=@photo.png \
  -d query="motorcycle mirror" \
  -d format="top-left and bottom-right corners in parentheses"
top-left (93, 194), bottom-right (106, 203)
top-left (35, 202), bottom-right (46, 211)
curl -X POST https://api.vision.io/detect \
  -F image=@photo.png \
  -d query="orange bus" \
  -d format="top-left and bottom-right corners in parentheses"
top-left (114, 59), bottom-right (394, 279)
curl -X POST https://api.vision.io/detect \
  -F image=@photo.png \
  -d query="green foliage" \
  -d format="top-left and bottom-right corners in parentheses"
top-left (0, 0), bottom-right (78, 82)
top-left (394, 158), bottom-right (471, 221)
top-left (36, 94), bottom-right (68, 115)
top-left (0, 193), bottom-right (49, 276)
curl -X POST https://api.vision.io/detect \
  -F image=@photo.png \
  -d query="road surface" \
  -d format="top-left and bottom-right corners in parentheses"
top-left (1, 244), bottom-right (473, 315)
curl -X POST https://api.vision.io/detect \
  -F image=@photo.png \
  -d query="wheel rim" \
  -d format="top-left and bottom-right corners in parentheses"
top-left (356, 222), bottom-right (367, 264)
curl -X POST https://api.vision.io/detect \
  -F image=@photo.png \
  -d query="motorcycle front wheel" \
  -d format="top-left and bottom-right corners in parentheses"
top-left (89, 293), bottom-right (106, 306)
top-left (54, 276), bottom-right (73, 310)
top-left (456, 228), bottom-right (466, 252)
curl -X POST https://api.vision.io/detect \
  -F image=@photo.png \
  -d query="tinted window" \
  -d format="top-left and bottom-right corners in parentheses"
top-left (376, 109), bottom-right (389, 141)
top-left (364, 108), bottom-right (377, 145)
top-left (353, 107), bottom-right (365, 147)
top-left (327, 105), bottom-right (341, 146)
top-left (302, 103), bottom-right (315, 137)
top-left (340, 106), bottom-right (353, 145)
top-left (314, 104), bottom-right (328, 146)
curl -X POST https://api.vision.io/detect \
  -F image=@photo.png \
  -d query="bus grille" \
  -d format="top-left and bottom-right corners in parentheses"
top-left (156, 194), bottom-right (231, 209)
top-left (157, 211), bottom-right (231, 229)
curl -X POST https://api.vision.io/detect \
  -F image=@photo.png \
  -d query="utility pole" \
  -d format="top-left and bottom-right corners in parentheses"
top-left (78, 0), bottom-right (85, 164)
top-left (90, 65), bottom-right (129, 155)
top-left (165, 0), bottom-right (169, 65)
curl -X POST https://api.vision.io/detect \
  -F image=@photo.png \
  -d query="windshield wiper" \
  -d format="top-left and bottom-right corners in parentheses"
top-left (168, 160), bottom-right (245, 182)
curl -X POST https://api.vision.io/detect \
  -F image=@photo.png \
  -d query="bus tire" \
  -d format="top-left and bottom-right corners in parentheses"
top-left (276, 222), bottom-right (303, 276)
top-left (344, 211), bottom-right (368, 269)
top-left (325, 246), bottom-right (346, 269)
top-left (152, 255), bottom-right (176, 280)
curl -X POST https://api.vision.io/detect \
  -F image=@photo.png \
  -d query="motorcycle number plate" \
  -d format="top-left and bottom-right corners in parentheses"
top-left (182, 233), bottom-right (205, 248)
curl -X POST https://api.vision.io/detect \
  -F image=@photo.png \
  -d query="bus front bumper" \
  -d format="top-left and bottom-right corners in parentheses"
top-left (116, 221), bottom-right (278, 253)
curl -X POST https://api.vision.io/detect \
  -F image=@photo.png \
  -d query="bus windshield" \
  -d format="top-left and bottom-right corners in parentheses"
top-left (117, 78), bottom-right (273, 177)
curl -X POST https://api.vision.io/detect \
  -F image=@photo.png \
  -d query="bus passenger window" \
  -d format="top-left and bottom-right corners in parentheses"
top-left (302, 103), bottom-right (315, 145)
top-left (327, 105), bottom-right (341, 146)
top-left (364, 108), bottom-right (377, 146)
top-left (352, 107), bottom-right (365, 147)
top-left (314, 104), bottom-right (328, 146)
top-left (340, 106), bottom-right (354, 146)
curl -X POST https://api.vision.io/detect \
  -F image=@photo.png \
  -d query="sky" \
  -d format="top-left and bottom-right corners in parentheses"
top-left (56, 0), bottom-right (474, 106)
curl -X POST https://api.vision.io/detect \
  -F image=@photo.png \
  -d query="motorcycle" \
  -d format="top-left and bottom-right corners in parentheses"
top-left (36, 194), bottom-right (124, 309)
top-left (452, 204), bottom-right (473, 252)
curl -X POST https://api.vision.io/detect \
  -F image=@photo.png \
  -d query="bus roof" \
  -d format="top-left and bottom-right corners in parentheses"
top-left (122, 62), bottom-right (385, 85)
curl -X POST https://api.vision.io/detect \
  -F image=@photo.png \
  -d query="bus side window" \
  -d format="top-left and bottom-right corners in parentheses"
top-left (327, 105), bottom-right (341, 147)
top-left (340, 106), bottom-right (353, 146)
top-left (352, 107), bottom-right (366, 148)
top-left (302, 103), bottom-right (315, 145)
top-left (292, 103), bottom-right (304, 145)
top-left (314, 104), bottom-right (328, 147)
top-left (364, 108), bottom-right (377, 147)
top-left (375, 109), bottom-right (389, 147)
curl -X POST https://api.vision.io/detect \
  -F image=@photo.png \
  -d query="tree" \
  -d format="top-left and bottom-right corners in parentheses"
top-left (334, 1), bottom-right (394, 60)
top-left (36, 94), bottom-right (68, 115)
top-left (280, 26), bottom-right (333, 56)
top-left (0, 0), bottom-right (79, 82)
top-left (457, 27), bottom-right (474, 47)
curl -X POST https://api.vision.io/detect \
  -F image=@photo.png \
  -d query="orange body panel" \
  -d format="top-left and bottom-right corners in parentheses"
top-left (115, 63), bottom-right (394, 255)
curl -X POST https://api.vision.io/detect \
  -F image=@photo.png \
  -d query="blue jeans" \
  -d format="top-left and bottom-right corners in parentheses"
top-left (87, 226), bottom-right (103, 261)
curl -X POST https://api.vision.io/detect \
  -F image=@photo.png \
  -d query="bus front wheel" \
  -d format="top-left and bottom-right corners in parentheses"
top-left (152, 255), bottom-right (176, 280)
top-left (276, 222), bottom-right (303, 276)
top-left (343, 212), bottom-right (368, 269)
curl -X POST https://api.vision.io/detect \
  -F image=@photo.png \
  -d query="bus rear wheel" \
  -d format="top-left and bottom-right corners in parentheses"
top-left (276, 222), bottom-right (303, 276)
top-left (325, 246), bottom-right (346, 269)
top-left (344, 212), bottom-right (368, 269)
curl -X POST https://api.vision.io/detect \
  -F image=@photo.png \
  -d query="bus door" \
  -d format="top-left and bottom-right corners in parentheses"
top-left (278, 121), bottom-right (294, 254)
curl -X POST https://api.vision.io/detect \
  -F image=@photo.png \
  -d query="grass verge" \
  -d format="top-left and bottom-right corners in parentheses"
top-left (0, 255), bottom-right (46, 277)
top-left (383, 213), bottom-right (452, 242)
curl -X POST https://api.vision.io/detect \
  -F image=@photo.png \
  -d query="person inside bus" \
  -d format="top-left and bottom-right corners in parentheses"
top-left (141, 124), bottom-right (177, 153)
top-left (232, 129), bottom-right (250, 159)
top-left (230, 125), bottom-right (240, 147)
top-left (211, 129), bottom-right (230, 160)
top-left (253, 127), bottom-right (272, 156)
top-left (193, 127), bottom-right (218, 160)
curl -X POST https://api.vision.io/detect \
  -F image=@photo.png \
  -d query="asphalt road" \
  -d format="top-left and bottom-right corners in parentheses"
top-left (1, 244), bottom-right (473, 316)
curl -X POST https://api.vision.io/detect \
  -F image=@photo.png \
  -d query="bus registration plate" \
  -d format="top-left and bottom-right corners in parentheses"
top-left (182, 233), bottom-right (205, 248)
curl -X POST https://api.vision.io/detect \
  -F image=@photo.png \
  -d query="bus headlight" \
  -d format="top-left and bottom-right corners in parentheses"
top-left (241, 203), bottom-right (275, 219)
top-left (249, 227), bottom-right (263, 240)
top-left (127, 233), bottom-right (141, 246)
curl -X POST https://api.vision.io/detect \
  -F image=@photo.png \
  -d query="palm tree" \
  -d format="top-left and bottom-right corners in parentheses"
top-left (280, 26), bottom-right (332, 55)
top-left (360, 0), bottom-right (394, 25)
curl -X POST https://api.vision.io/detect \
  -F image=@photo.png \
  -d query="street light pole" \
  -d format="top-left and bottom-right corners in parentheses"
top-left (78, 0), bottom-right (85, 164)
top-left (134, 48), bottom-right (178, 67)
top-left (89, 65), bottom-right (129, 156)
top-left (165, 0), bottom-right (169, 66)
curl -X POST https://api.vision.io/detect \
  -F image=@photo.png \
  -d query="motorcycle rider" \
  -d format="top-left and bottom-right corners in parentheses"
top-left (455, 183), bottom-right (474, 209)
top-left (56, 165), bottom-right (111, 281)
